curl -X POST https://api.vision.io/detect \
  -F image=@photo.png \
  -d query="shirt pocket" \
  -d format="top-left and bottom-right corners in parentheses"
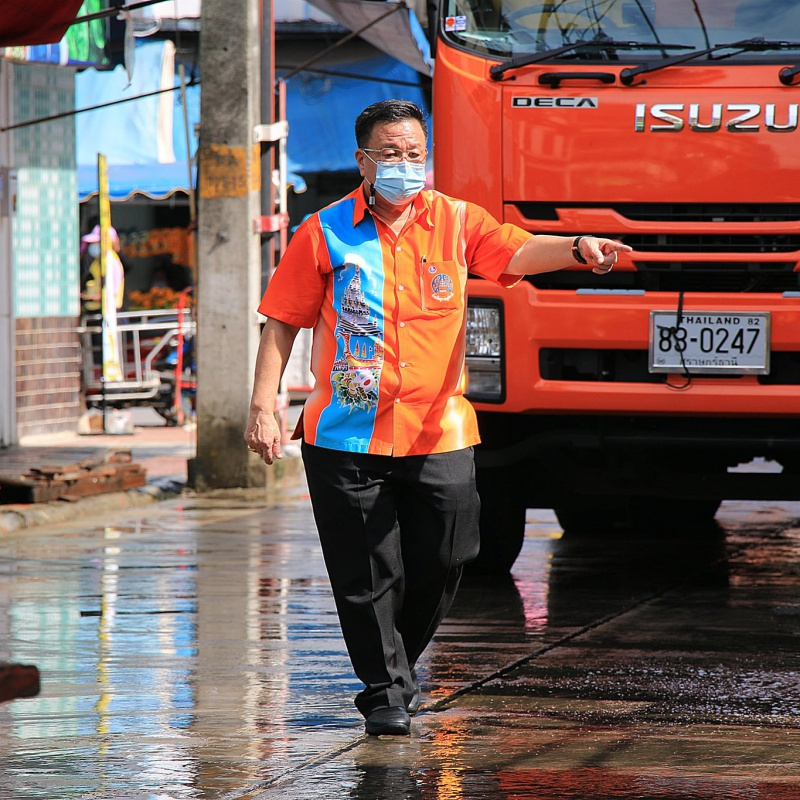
top-left (419, 259), bottom-right (462, 312)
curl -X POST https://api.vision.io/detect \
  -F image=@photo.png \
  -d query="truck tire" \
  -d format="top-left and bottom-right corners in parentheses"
top-left (553, 499), bottom-right (619, 537)
top-left (555, 496), bottom-right (721, 537)
top-left (469, 483), bottom-right (527, 576)
top-left (628, 496), bottom-right (721, 535)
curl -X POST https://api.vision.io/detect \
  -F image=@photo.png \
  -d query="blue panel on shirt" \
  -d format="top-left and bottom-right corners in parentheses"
top-left (316, 199), bottom-right (386, 453)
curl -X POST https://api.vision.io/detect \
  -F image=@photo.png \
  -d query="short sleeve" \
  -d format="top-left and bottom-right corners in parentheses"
top-left (461, 201), bottom-right (531, 288)
top-left (257, 217), bottom-right (328, 328)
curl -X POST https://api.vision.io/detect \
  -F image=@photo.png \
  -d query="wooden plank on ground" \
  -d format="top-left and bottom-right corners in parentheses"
top-left (0, 450), bottom-right (147, 505)
top-left (0, 663), bottom-right (40, 702)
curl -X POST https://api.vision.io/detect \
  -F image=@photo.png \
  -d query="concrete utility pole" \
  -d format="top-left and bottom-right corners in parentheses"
top-left (190, 0), bottom-right (266, 490)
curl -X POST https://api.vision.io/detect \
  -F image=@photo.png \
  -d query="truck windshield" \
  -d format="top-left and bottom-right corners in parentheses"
top-left (442, 0), bottom-right (800, 61)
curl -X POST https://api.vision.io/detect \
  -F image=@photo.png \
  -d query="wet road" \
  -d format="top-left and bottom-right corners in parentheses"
top-left (1, 483), bottom-right (800, 799)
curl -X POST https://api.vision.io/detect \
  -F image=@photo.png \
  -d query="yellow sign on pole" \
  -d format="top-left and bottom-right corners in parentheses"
top-left (97, 154), bottom-right (123, 384)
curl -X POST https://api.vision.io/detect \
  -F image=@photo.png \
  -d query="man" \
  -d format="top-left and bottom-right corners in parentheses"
top-left (244, 100), bottom-right (630, 736)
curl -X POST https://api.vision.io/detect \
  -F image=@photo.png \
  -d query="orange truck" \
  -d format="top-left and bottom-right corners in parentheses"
top-left (430, 0), bottom-right (800, 571)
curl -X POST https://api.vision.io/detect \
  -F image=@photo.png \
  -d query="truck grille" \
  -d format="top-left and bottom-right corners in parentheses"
top-left (626, 234), bottom-right (800, 253)
top-left (527, 263), bottom-right (800, 293)
top-left (514, 202), bottom-right (800, 292)
top-left (607, 203), bottom-right (800, 223)
top-left (514, 202), bottom-right (800, 223)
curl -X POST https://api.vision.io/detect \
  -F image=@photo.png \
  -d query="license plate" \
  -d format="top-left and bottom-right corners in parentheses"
top-left (649, 311), bottom-right (770, 375)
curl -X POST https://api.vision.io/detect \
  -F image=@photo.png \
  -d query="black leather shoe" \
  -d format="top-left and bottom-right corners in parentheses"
top-left (365, 706), bottom-right (411, 736)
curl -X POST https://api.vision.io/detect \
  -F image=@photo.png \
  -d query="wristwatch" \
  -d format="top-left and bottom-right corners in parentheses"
top-left (571, 235), bottom-right (592, 265)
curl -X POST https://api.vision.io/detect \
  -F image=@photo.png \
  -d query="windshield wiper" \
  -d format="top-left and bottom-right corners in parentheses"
top-left (490, 39), bottom-right (693, 82)
top-left (620, 37), bottom-right (800, 85)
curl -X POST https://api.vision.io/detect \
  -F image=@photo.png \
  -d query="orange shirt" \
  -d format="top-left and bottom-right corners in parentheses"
top-left (259, 186), bottom-right (529, 456)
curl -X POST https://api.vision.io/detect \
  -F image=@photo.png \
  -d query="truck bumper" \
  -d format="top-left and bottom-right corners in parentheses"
top-left (468, 278), bottom-right (800, 417)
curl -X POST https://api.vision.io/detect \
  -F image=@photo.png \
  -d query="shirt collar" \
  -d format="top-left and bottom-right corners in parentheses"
top-left (351, 185), bottom-right (433, 230)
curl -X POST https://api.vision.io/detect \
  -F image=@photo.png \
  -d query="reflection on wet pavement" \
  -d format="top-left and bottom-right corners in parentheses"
top-left (1, 487), bottom-right (360, 799)
top-left (1, 491), bottom-right (799, 799)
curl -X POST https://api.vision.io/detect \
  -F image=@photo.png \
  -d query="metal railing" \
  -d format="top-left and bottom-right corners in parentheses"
top-left (79, 307), bottom-right (196, 404)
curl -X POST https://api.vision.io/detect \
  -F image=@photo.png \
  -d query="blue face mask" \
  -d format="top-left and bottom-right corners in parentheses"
top-left (371, 159), bottom-right (427, 205)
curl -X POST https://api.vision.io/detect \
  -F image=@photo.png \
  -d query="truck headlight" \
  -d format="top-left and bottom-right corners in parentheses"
top-left (465, 300), bottom-right (504, 402)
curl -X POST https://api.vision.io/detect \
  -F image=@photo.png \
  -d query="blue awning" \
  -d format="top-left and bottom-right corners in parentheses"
top-left (77, 42), bottom-right (428, 202)
top-left (77, 39), bottom-right (199, 202)
top-left (78, 163), bottom-right (197, 202)
top-left (282, 53), bottom-right (430, 174)
top-left (78, 162), bottom-right (307, 201)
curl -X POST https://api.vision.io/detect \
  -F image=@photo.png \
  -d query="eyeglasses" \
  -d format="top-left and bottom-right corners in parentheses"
top-left (362, 147), bottom-right (427, 164)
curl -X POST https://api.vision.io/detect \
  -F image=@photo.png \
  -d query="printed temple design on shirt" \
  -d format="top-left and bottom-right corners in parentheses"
top-left (316, 199), bottom-right (387, 448)
top-left (332, 261), bottom-right (384, 412)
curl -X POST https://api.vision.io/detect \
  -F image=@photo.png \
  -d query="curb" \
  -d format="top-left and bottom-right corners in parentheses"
top-left (0, 453), bottom-right (306, 535)
top-left (0, 482), bottom-right (183, 535)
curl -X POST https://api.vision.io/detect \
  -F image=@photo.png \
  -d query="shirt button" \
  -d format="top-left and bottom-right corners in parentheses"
top-left (395, 397), bottom-right (401, 403)
top-left (400, 361), bottom-right (407, 367)
top-left (399, 322), bottom-right (406, 328)
top-left (398, 284), bottom-right (404, 291)
top-left (396, 246), bottom-right (402, 252)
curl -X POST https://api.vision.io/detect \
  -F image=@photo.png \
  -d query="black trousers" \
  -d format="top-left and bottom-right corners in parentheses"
top-left (301, 442), bottom-right (481, 717)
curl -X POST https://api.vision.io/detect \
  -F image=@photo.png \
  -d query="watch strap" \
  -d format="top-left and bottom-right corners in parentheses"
top-left (572, 235), bottom-right (591, 265)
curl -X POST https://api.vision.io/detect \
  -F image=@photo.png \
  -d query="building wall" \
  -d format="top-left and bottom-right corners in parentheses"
top-left (15, 316), bottom-right (82, 436)
top-left (0, 62), bottom-right (14, 447)
top-left (11, 61), bottom-right (82, 437)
